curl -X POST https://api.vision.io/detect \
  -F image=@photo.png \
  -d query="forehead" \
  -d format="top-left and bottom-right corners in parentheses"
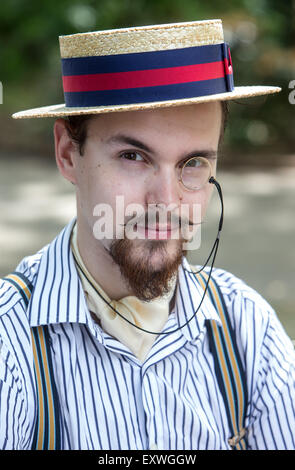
top-left (87, 101), bottom-right (222, 148)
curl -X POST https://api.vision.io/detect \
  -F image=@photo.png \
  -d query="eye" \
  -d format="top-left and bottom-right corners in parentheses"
top-left (119, 151), bottom-right (145, 162)
top-left (184, 157), bottom-right (202, 168)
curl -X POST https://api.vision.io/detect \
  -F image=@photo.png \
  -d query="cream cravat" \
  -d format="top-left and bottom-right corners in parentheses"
top-left (71, 225), bottom-right (176, 362)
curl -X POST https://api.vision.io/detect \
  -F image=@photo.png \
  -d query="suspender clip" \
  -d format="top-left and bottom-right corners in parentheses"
top-left (228, 428), bottom-right (247, 448)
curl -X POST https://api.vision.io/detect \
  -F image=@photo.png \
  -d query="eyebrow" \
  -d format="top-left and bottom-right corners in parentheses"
top-left (106, 134), bottom-right (154, 154)
top-left (106, 133), bottom-right (217, 161)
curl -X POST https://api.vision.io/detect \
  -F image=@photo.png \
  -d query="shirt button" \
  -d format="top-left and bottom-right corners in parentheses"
top-left (149, 443), bottom-right (158, 450)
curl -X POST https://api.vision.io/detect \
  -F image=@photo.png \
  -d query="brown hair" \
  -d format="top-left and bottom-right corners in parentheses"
top-left (64, 101), bottom-right (229, 156)
top-left (64, 114), bottom-right (93, 155)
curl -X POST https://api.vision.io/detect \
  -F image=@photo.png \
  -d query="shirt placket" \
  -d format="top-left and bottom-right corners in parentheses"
top-left (140, 313), bottom-right (188, 450)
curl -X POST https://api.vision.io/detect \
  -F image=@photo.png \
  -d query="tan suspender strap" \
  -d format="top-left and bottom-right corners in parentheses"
top-left (193, 270), bottom-right (248, 449)
top-left (3, 272), bottom-right (62, 450)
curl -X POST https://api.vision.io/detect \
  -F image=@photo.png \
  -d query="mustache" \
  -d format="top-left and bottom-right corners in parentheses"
top-left (121, 211), bottom-right (201, 228)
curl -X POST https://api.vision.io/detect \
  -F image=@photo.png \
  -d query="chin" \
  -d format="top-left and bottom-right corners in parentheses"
top-left (134, 238), bottom-right (183, 268)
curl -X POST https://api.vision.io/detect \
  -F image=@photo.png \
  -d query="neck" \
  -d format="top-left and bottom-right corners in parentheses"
top-left (76, 218), bottom-right (134, 301)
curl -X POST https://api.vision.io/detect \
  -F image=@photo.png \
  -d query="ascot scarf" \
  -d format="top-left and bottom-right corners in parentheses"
top-left (71, 225), bottom-right (177, 362)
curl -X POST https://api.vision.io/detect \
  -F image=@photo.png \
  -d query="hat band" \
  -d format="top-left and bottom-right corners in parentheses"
top-left (61, 43), bottom-right (234, 108)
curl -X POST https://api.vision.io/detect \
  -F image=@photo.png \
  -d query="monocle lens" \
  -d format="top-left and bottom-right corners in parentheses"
top-left (181, 157), bottom-right (212, 191)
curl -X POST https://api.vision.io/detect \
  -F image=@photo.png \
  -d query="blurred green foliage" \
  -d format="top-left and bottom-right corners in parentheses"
top-left (0, 0), bottom-right (295, 161)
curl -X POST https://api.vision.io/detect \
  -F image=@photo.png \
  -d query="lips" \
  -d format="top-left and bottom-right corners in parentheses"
top-left (137, 225), bottom-right (178, 232)
top-left (137, 224), bottom-right (179, 240)
top-left (150, 225), bottom-right (172, 231)
top-left (124, 220), bottom-right (184, 240)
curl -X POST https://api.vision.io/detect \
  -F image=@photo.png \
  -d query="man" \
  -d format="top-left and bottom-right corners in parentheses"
top-left (1, 19), bottom-right (294, 450)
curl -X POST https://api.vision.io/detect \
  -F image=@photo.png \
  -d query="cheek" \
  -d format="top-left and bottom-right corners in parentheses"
top-left (76, 164), bottom-right (112, 219)
top-left (202, 184), bottom-right (214, 213)
top-left (82, 168), bottom-right (146, 228)
top-left (181, 184), bottom-right (213, 225)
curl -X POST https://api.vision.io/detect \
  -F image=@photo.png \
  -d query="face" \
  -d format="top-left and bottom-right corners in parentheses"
top-left (56, 102), bottom-right (222, 300)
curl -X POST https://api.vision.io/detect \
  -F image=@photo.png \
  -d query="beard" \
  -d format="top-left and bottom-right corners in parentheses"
top-left (108, 237), bottom-right (186, 302)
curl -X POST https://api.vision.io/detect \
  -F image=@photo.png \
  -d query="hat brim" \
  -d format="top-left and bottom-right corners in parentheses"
top-left (12, 85), bottom-right (281, 119)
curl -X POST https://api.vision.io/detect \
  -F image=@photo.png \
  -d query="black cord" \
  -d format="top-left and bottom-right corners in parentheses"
top-left (183, 176), bottom-right (224, 275)
top-left (72, 177), bottom-right (224, 336)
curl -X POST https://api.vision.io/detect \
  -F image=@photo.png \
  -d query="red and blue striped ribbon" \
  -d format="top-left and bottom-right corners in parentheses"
top-left (61, 43), bottom-right (234, 107)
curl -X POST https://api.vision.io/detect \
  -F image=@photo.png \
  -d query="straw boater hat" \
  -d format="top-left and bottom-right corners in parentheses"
top-left (12, 19), bottom-right (280, 119)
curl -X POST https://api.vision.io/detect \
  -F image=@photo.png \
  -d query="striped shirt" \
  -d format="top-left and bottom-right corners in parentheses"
top-left (0, 218), bottom-right (295, 450)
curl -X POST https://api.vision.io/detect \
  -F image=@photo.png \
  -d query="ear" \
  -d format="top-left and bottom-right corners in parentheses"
top-left (54, 118), bottom-right (78, 184)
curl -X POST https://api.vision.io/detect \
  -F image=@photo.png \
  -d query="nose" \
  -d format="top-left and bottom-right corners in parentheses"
top-left (145, 166), bottom-right (183, 208)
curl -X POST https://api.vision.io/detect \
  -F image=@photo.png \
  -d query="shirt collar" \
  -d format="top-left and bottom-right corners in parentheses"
top-left (27, 218), bottom-right (222, 341)
top-left (27, 218), bottom-right (97, 336)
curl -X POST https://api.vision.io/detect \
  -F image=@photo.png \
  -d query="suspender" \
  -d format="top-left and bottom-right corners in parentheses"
top-left (2, 269), bottom-right (247, 450)
top-left (2, 272), bottom-right (62, 450)
top-left (194, 270), bottom-right (248, 449)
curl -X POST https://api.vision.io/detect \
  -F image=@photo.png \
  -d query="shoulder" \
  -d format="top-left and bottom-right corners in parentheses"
top-left (187, 263), bottom-right (280, 347)
top-left (0, 246), bottom-right (49, 374)
top-left (0, 247), bottom-right (47, 328)
top-left (0, 247), bottom-right (46, 318)
top-left (207, 266), bottom-right (285, 338)
top-left (0, 248), bottom-right (47, 370)
top-left (209, 266), bottom-right (267, 302)
top-left (185, 262), bottom-right (277, 333)
top-left (206, 266), bottom-right (295, 369)
top-left (207, 266), bottom-right (275, 320)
